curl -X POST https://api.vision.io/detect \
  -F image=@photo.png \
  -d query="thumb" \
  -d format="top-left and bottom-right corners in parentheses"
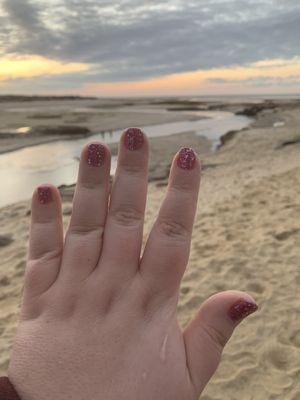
top-left (183, 290), bottom-right (258, 395)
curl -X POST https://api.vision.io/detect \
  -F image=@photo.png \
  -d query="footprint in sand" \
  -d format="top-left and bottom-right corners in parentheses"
top-left (180, 286), bottom-right (190, 295)
top-left (194, 243), bottom-right (219, 256)
top-left (295, 274), bottom-right (300, 286)
top-left (0, 234), bottom-right (13, 247)
top-left (263, 343), bottom-right (296, 371)
top-left (14, 260), bottom-right (26, 271)
top-left (223, 365), bottom-right (257, 389)
top-left (274, 229), bottom-right (300, 241)
top-left (246, 281), bottom-right (265, 295)
top-left (0, 358), bottom-right (9, 373)
top-left (14, 250), bottom-right (26, 260)
top-left (222, 229), bottom-right (232, 241)
top-left (183, 294), bottom-right (205, 309)
top-left (13, 269), bottom-right (25, 278)
top-left (227, 351), bottom-right (257, 366)
top-left (0, 276), bottom-right (10, 286)
top-left (206, 259), bottom-right (223, 274)
top-left (289, 330), bottom-right (300, 348)
top-left (199, 395), bottom-right (218, 400)
top-left (213, 282), bottom-right (228, 292)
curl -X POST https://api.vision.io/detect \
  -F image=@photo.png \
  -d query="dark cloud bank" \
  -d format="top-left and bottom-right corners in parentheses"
top-left (1, 0), bottom-right (300, 84)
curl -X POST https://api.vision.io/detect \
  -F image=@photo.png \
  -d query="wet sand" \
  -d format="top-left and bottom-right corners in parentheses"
top-left (0, 98), bottom-right (202, 154)
top-left (0, 98), bottom-right (300, 399)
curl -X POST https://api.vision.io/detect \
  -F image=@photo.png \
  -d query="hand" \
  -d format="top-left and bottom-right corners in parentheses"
top-left (8, 128), bottom-right (257, 400)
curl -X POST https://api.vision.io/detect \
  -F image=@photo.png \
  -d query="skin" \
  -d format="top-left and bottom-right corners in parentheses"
top-left (8, 130), bottom-right (257, 400)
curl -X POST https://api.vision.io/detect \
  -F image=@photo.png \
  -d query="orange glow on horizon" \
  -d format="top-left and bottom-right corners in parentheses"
top-left (0, 55), bottom-right (89, 81)
top-left (83, 58), bottom-right (300, 96)
top-left (0, 55), bottom-right (299, 96)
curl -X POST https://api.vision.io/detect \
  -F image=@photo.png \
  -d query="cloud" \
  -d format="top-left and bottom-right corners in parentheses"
top-left (1, 0), bottom-right (58, 55)
top-left (208, 76), bottom-right (300, 87)
top-left (0, 0), bottom-right (300, 85)
top-left (0, 55), bottom-right (89, 81)
top-left (2, 0), bottom-right (42, 32)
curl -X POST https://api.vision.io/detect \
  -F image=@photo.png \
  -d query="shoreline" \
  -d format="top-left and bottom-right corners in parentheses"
top-left (0, 104), bottom-right (203, 155)
top-left (0, 113), bottom-right (207, 156)
top-left (0, 114), bottom-right (203, 156)
top-left (0, 134), bottom-right (88, 155)
top-left (2, 96), bottom-right (291, 156)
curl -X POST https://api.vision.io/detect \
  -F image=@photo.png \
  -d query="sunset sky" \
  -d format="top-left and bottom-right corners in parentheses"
top-left (0, 0), bottom-right (300, 97)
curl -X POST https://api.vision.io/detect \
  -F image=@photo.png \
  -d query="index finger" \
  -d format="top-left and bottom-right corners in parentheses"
top-left (140, 147), bottom-right (201, 299)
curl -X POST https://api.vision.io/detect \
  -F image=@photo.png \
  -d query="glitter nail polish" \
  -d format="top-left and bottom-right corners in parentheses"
top-left (87, 143), bottom-right (105, 167)
top-left (228, 299), bottom-right (258, 322)
top-left (124, 128), bottom-right (144, 151)
top-left (37, 186), bottom-right (52, 204)
top-left (177, 147), bottom-right (196, 170)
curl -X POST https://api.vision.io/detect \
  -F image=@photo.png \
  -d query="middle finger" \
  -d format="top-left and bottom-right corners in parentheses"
top-left (98, 128), bottom-right (149, 280)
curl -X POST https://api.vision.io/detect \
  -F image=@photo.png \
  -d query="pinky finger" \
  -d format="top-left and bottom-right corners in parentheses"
top-left (24, 185), bottom-right (63, 304)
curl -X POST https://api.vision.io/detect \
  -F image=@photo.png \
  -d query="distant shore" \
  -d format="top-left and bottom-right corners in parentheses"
top-left (0, 95), bottom-right (98, 102)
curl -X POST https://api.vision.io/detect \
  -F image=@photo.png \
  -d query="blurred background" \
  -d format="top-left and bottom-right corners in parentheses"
top-left (0, 1), bottom-right (299, 399)
top-left (1, 0), bottom-right (300, 96)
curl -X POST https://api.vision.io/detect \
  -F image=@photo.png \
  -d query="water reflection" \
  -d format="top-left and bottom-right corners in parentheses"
top-left (16, 127), bottom-right (31, 134)
top-left (0, 126), bottom-right (31, 135)
top-left (0, 111), bottom-right (251, 207)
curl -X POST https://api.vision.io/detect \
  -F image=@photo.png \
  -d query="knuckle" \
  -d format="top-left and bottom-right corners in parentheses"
top-left (68, 224), bottom-right (104, 237)
top-left (29, 248), bottom-right (62, 264)
top-left (79, 181), bottom-right (100, 190)
top-left (121, 162), bottom-right (143, 175)
top-left (170, 181), bottom-right (195, 195)
top-left (25, 263), bottom-right (43, 289)
top-left (157, 218), bottom-right (189, 241)
top-left (200, 322), bottom-right (228, 354)
top-left (110, 206), bottom-right (143, 227)
top-left (26, 249), bottom-right (61, 286)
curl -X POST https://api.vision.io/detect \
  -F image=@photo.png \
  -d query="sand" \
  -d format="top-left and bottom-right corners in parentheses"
top-left (0, 99), bottom-right (300, 399)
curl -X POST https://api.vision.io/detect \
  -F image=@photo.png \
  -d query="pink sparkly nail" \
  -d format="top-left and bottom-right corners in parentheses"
top-left (177, 147), bottom-right (196, 170)
top-left (87, 143), bottom-right (105, 167)
top-left (228, 299), bottom-right (258, 322)
top-left (37, 186), bottom-right (52, 204)
top-left (124, 128), bottom-right (144, 151)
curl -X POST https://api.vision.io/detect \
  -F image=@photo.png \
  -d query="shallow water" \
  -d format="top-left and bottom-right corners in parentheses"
top-left (0, 111), bottom-right (250, 207)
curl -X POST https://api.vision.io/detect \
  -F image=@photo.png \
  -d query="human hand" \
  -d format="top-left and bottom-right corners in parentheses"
top-left (8, 128), bottom-right (257, 400)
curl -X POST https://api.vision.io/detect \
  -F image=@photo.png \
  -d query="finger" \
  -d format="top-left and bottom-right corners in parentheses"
top-left (24, 185), bottom-right (63, 303)
top-left (184, 291), bottom-right (258, 395)
top-left (60, 143), bottom-right (111, 281)
top-left (140, 148), bottom-right (200, 299)
top-left (98, 128), bottom-right (148, 280)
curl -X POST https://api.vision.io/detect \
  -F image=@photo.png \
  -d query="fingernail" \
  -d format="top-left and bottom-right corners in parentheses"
top-left (37, 186), bottom-right (52, 204)
top-left (87, 143), bottom-right (106, 167)
top-left (177, 147), bottom-right (196, 170)
top-left (228, 299), bottom-right (258, 322)
top-left (124, 127), bottom-right (144, 151)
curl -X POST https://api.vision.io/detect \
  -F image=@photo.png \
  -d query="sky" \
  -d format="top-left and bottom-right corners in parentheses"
top-left (0, 0), bottom-right (300, 97)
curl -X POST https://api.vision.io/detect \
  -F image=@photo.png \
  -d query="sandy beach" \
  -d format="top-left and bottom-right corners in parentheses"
top-left (0, 97), bottom-right (299, 399)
